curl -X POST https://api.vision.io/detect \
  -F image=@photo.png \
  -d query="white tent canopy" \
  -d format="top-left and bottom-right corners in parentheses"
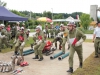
top-left (53, 16), bottom-right (80, 22)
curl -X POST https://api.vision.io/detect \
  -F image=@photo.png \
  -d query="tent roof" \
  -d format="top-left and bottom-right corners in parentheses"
top-left (53, 16), bottom-right (80, 22)
top-left (0, 6), bottom-right (28, 21)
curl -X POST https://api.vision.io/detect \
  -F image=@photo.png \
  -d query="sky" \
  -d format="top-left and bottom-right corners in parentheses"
top-left (2, 0), bottom-right (100, 16)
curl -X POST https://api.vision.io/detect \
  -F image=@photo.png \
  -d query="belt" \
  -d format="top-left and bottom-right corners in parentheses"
top-left (96, 37), bottom-right (100, 39)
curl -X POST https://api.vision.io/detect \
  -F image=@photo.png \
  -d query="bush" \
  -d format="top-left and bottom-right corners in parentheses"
top-left (77, 27), bottom-right (94, 34)
top-left (77, 27), bottom-right (85, 33)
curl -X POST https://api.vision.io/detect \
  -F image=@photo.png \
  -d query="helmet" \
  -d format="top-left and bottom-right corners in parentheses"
top-left (21, 27), bottom-right (24, 30)
top-left (67, 21), bottom-right (75, 26)
top-left (1, 24), bottom-right (5, 27)
top-left (43, 29), bottom-right (46, 33)
top-left (50, 22), bottom-right (53, 25)
top-left (27, 29), bottom-right (30, 31)
top-left (60, 24), bottom-right (64, 27)
top-left (35, 26), bottom-right (41, 31)
top-left (22, 23), bottom-right (25, 25)
top-left (16, 22), bottom-right (20, 25)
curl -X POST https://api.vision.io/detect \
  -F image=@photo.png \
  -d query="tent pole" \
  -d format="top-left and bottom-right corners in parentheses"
top-left (2, 20), bottom-right (4, 24)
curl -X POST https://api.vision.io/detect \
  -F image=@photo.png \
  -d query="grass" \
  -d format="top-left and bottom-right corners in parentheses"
top-left (84, 30), bottom-right (94, 34)
top-left (1, 38), bottom-right (92, 53)
top-left (85, 39), bottom-right (92, 42)
top-left (72, 52), bottom-right (100, 75)
top-left (30, 29), bottom-right (35, 32)
top-left (77, 27), bottom-right (94, 34)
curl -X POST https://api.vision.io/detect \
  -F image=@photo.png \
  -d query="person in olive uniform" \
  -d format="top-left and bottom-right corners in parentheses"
top-left (0, 24), bottom-right (13, 49)
top-left (14, 27), bottom-right (26, 61)
top-left (32, 26), bottom-right (46, 61)
top-left (45, 24), bottom-right (49, 38)
top-left (60, 24), bottom-right (69, 53)
top-left (67, 21), bottom-right (86, 73)
top-left (49, 23), bottom-right (55, 38)
top-left (0, 25), bottom-right (2, 52)
top-left (52, 33), bottom-right (63, 50)
top-left (93, 21), bottom-right (100, 58)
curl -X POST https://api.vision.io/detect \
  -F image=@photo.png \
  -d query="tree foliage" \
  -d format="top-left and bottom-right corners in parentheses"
top-left (0, 0), bottom-right (7, 7)
top-left (80, 13), bottom-right (92, 30)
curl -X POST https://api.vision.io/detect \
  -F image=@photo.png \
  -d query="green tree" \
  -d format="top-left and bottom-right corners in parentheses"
top-left (0, 0), bottom-right (7, 7)
top-left (80, 13), bottom-right (92, 30)
top-left (10, 10), bottom-right (26, 17)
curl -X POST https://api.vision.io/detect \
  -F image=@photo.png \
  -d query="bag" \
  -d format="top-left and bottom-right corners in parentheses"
top-left (20, 61), bottom-right (28, 67)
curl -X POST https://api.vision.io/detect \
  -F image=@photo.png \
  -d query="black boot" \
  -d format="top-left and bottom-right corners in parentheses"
top-left (33, 55), bottom-right (39, 59)
top-left (38, 57), bottom-right (44, 61)
top-left (94, 55), bottom-right (99, 58)
top-left (10, 45), bottom-right (13, 49)
top-left (31, 44), bottom-right (33, 48)
top-left (79, 62), bottom-right (82, 68)
top-left (67, 67), bottom-right (73, 73)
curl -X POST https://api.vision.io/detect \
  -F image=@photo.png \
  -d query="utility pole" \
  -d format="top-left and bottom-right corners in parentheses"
top-left (51, 8), bottom-right (53, 20)
top-left (29, 11), bottom-right (31, 19)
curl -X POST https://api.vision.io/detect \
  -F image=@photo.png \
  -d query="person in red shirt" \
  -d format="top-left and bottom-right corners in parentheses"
top-left (6, 25), bottom-right (11, 42)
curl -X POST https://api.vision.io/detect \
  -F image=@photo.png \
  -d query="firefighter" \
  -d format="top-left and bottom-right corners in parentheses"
top-left (32, 26), bottom-right (46, 61)
top-left (49, 23), bottom-right (55, 38)
top-left (0, 24), bottom-right (13, 49)
top-left (26, 29), bottom-right (30, 40)
top-left (52, 33), bottom-right (63, 50)
top-left (13, 27), bottom-right (26, 61)
top-left (67, 21), bottom-right (86, 73)
top-left (60, 24), bottom-right (69, 53)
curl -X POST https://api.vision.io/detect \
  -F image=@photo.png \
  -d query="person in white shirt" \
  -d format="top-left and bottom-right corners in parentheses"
top-left (93, 21), bottom-right (100, 58)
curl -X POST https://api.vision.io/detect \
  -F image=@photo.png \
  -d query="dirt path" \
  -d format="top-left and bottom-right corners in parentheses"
top-left (0, 42), bottom-right (94, 75)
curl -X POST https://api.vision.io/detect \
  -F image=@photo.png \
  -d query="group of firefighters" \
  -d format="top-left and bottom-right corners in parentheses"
top-left (1, 21), bottom-right (100, 73)
top-left (31, 21), bottom-right (86, 73)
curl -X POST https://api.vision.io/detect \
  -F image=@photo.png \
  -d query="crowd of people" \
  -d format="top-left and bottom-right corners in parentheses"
top-left (1, 21), bottom-right (100, 73)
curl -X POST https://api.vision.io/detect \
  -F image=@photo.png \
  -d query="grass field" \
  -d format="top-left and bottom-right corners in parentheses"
top-left (72, 52), bottom-right (100, 75)
top-left (1, 38), bottom-right (92, 53)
